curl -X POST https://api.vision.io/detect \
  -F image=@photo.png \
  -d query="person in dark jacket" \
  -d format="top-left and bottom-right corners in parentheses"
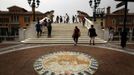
top-left (56, 16), bottom-right (59, 23)
top-left (36, 21), bottom-right (42, 38)
top-left (82, 17), bottom-right (85, 26)
top-left (121, 31), bottom-right (127, 48)
top-left (72, 15), bottom-right (75, 23)
top-left (43, 19), bottom-right (47, 26)
top-left (72, 26), bottom-right (81, 46)
top-left (47, 19), bottom-right (52, 38)
top-left (88, 25), bottom-right (97, 45)
top-left (60, 16), bottom-right (63, 23)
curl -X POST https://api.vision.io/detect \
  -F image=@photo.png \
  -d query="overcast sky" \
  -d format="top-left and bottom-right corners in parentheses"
top-left (0, 0), bottom-right (134, 16)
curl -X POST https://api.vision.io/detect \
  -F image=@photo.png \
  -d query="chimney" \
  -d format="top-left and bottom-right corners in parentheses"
top-left (107, 6), bottom-right (111, 14)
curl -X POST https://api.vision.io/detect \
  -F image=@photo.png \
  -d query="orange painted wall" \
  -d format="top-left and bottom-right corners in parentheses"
top-left (19, 15), bottom-right (25, 28)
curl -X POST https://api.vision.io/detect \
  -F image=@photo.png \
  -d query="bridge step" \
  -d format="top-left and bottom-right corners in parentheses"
top-left (21, 37), bottom-right (106, 44)
top-left (21, 23), bottom-right (106, 44)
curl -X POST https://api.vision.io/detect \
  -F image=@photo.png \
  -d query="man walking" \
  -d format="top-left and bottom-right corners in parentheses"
top-left (88, 25), bottom-right (97, 45)
top-left (35, 21), bottom-right (42, 38)
top-left (47, 19), bottom-right (52, 38)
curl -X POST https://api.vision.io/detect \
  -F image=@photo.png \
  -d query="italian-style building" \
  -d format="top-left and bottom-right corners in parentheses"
top-left (0, 5), bottom-right (52, 42)
top-left (105, 7), bottom-right (134, 41)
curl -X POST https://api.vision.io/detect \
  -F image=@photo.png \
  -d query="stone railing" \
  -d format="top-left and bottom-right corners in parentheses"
top-left (84, 17), bottom-right (93, 29)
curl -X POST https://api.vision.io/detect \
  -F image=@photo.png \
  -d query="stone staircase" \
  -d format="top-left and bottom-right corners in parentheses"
top-left (21, 23), bottom-right (106, 44)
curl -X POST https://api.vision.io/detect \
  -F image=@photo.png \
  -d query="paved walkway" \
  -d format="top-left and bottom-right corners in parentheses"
top-left (0, 43), bottom-right (134, 75)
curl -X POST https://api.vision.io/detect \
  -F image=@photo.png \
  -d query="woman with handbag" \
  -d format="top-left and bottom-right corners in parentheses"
top-left (72, 26), bottom-right (81, 46)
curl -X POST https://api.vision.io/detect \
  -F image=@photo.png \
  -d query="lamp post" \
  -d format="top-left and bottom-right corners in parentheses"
top-left (96, 8), bottom-right (105, 29)
top-left (28, 0), bottom-right (40, 21)
top-left (120, 0), bottom-right (128, 48)
top-left (89, 0), bottom-right (101, 22)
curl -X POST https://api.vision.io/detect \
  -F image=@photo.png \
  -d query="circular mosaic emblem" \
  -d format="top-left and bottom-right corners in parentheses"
top-left (33, 51), bottom-right (99, 75)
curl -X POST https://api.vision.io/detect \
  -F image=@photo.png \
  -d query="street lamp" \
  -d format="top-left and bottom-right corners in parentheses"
top-left (121, 0), bottom-right (128, 48)
top-left (28, 0), bottom-right (40, 21)
top-left (89, 0), bottom-right (101, 22)
top-left (96, 8), bottom-right (105, 29)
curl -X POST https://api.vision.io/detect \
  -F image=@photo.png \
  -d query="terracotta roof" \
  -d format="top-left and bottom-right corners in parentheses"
top-left (0, 10), bottom-right (44, 15)
top-left (112, 8), bottom-right (129, 14)
top-left (7, 5), bottom-right (28, 12)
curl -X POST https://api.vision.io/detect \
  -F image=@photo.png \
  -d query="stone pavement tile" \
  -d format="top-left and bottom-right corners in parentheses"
top-left (114, 44), bottom-right (134, 51)
top-left (114, 44), bottom-right (134, 49)
top-left (0, 44), bottom-right (17, 49)
top-left (126, 44), bottom-right (134, 49)
top-left (0, 45), bottom-right (134, 75)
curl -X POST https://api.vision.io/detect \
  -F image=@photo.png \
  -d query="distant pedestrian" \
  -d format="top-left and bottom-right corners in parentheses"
top-left (35, 21), bottom-right (42, 38)
top-left (88, 25), bottom-right (97, 45)
top-left (63, 16), bottom-right (66, 23)
top-left (65, 13), bottom-right (69, 23)
top-left (72, 26), bottom-right (81, 46)
top-left (108, 27), bottom-right (114, 42)
top-left (47, 19), bottom-right (52, 38)
top-left (82, 17), bottom-right (85, 26)
top-left (75, 15), bottom-right (78, 23)
top-left (42, 19), bottom-right (47, 33)
top-left (72, 15), bottom-right (75, 23)
top-left (56, 16), bottom-right (59, 23)
top-left (60, 16), bottom-right (63, 23)
top-left (43, 19), bottom-right (47, 26)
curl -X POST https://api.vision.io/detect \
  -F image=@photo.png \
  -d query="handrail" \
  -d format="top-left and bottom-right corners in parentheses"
top-left (84, 17), bottom-right (94, 29)
top-left (84, 17), bottom-right (106, 40)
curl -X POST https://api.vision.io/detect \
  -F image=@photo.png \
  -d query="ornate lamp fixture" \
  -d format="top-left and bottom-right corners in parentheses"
top-left (28, 0), bottom-right (40, 21)
top-left (89, 0), bottom-right (101, 21)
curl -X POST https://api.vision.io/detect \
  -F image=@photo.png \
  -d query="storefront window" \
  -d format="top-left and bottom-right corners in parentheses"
top-left (24, 16), bottom-right (30, 23)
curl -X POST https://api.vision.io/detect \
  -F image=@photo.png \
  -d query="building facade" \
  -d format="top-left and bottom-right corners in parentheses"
top-left (0, 6), bottom-right (46, 42)
top-left (105, 7), bottom-right (134, 41)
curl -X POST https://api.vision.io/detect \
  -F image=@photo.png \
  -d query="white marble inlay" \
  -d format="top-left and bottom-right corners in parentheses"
top-left (33, 51), bottom-right (98, 75)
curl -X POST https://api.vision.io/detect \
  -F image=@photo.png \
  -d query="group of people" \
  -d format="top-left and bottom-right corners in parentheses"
top-left (56, 14), bottom-right (81, 24)
top-left (56, 13), bottom-right (70, 23)
top-left (72, 15), bottom-right (79, 23)
top-left (72, 25), bottom-right (97, 46)
top-left (35, 19), bottom-right (52, 38)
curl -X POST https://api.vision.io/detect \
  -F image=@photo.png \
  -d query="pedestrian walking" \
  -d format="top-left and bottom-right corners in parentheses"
top-left (108, 27), bottom-right (114, 42)
top-left (43, 19), bottom-right (47, 26)
top-left (47, 19), bottom-right (52, 38)
top-left (75, 15), bottom-right (78, 23)
top-left (72, 26), bottom-right (81, 46)
top-left (65, 13), bottom-right (69, 23)
top-left (63, 16), bottom-right (66, 23)
top-left (88, 25), bottom-right (97, 45)
top-left (41, 19), bottom-right (47, 33)
top-left (56, 16), bottom-right (59, 23)
top-left (72, 15), bottom-right (75, 23)
top-left (82, 17), bottom-right (85, 26)
top-left (60, 16), bottom-right (63, 23)
top-left (35, 21), bottom-right (42, 38)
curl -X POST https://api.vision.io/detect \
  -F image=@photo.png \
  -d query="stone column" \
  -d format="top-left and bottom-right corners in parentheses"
top-left (104, 28), bottom-right (109, 41)
top-left (19, 28), bottom-right (26, 41)
top-left (25, 22), bottom-right (37, 39)
top-left (19, 22), bottom-right (37, 42)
